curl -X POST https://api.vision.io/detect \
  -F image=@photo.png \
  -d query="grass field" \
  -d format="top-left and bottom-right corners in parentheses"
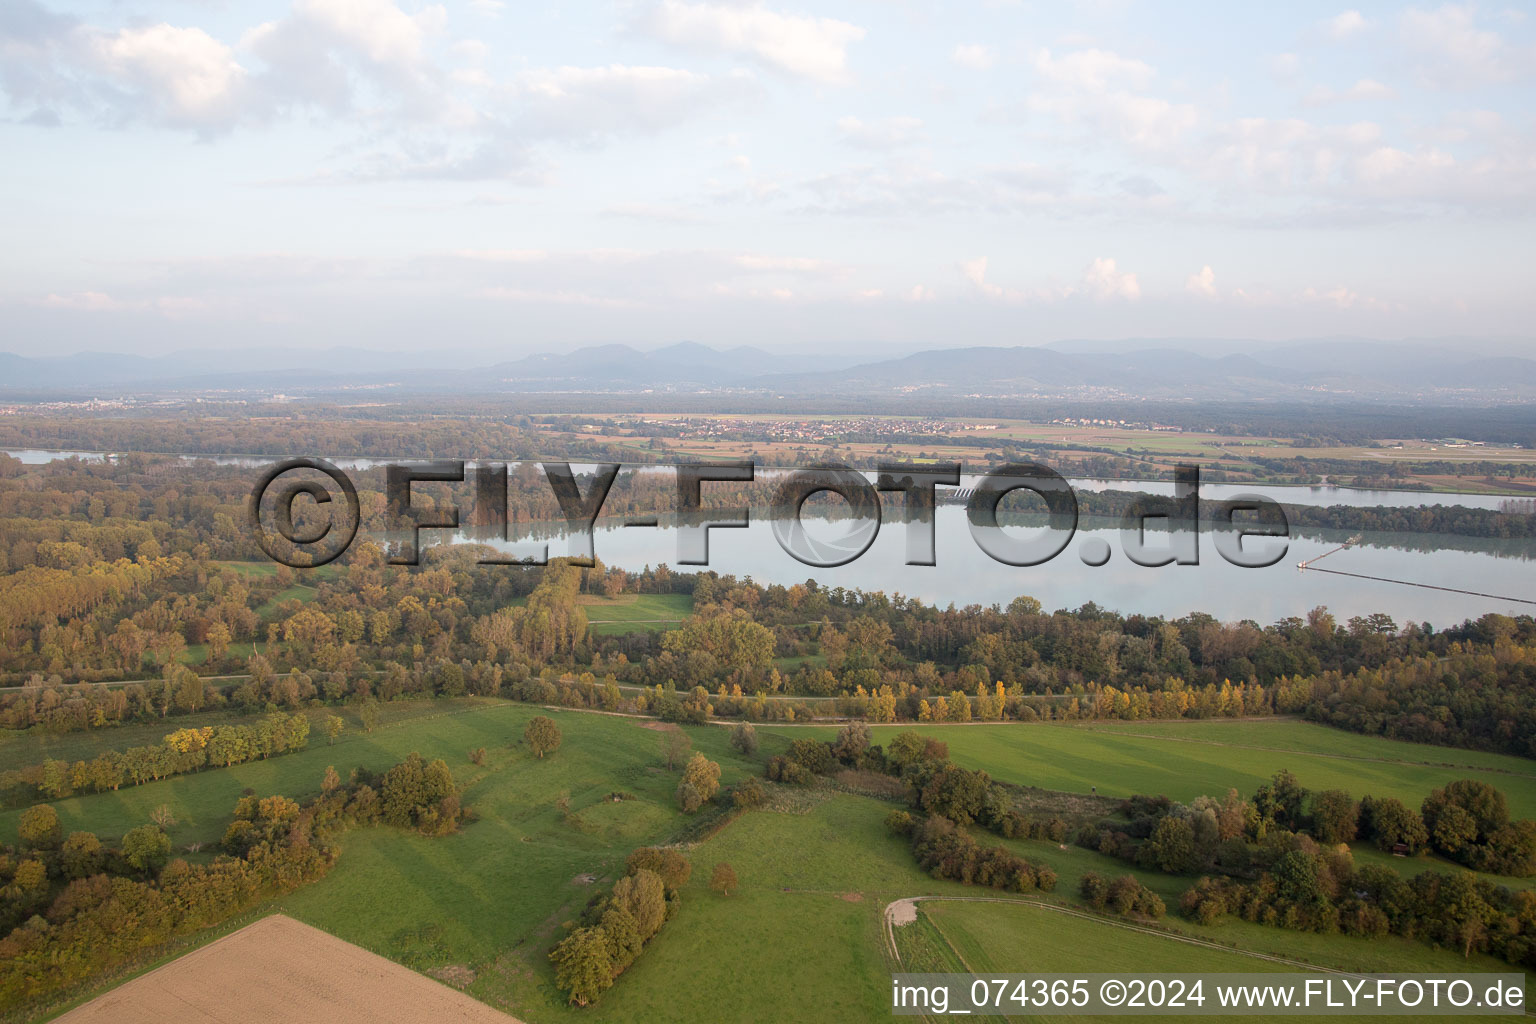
top-left (768, 719), bottom-right (1536, 819)
top-left (907, 900), bottom-right (1525, 1024)
top-left (577, 593), bottom-right (692, 635)
top-left (10, 707), bottom-right (1536, 1024)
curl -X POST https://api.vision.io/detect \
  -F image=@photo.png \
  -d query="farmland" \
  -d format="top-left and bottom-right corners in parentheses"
top-left (7, 704), bottom-right (1535, 1023)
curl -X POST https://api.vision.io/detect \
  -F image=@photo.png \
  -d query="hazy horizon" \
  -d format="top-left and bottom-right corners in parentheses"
top-left (4, 1), bottom-right (1535, 357)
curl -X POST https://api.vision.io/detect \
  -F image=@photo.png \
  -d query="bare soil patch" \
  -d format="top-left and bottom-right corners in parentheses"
top-left (54, 914), bottom-right (520, 1024)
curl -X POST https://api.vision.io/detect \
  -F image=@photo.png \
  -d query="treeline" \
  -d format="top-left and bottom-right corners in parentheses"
top-left (1078, 772), bottom-right (1535, 881)
top-left (1, 711), bottom-right (311, 806)
top-left (549, 847), bottom-right (690, 1006)
top-left (769, 724), bottom-right (1059, 895)
top-left (1063, 770), bottom-right (1536, 967)
top-left (0, 752), bottom-right (466, 1011)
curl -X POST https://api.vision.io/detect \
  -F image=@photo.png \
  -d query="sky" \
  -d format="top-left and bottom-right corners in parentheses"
top-left (2, 0), bottom-right (1534, 358)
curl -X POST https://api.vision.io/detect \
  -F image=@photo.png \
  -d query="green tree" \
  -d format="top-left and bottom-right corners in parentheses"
top-left (710, 862), bottom-right (738, 896)
top-left (60, 831), bottom-right (104, 879)
top-left (525, 716), bottom-right (562, 758)
top-left (18, 804), bottom-right (62, 850)
top-left (918, 764), bottom-right (990, 826)
top-left (729, 721), bottom-right (758, 756)
top-left (1143, 815), bottom-right (1199, 874)
top-left (122, 824), bottom-right (171, 874)
top-left (549, 927), bottom-right (614, 1006)
top-left (325, 715), bottom-right (345, 745)
top-left (1310, 789), bottom-right (1358, 844)
top-left (1361, 795), bottom-right (1428, 853)
top-left (830, 721), bottom-right (870, 764)
top-left (358, 700), bottom-right (381, 734)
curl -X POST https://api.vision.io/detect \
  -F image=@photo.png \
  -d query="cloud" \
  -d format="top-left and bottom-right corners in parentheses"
top-left (836, 115), bottom-right (923, 149)
top-left (638, 1), bottom-right (865, 84)
top-left (1302, 78), bottom-right (1395, 105)
top-left (1400, 4), bottom-right (1526, 87)
top-left (1185, 265), bottom-right (1216, 297)
top-left (88, 23), bottom-right (251, 130)
top-left (1322, 10), bottom-right (1369, 40)
top-left (1025, 48), bottom-right (1196, 151)
top-left (952, 43), bottom-right (995, 70)
top-left (1078, 257), bottom-right (1139, 301)
top-left (513, 64), bottom-right (735, 139)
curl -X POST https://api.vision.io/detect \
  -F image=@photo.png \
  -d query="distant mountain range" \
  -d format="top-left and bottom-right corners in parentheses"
top-left (2, 338), bottom-right (1534, 403)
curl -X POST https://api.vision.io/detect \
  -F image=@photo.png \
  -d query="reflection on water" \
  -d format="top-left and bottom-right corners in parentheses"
top-left (390, 506), bottom-right (1536, 627)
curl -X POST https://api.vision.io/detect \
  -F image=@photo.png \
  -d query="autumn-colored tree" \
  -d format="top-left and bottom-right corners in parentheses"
top-left (358, 700), bottom-right (381, 734)
top-left (677, 752), bottom-right (721, 813)
top-left (525, 716), bottom-right (562, 758)
top-left (17, 804), bottom-right (62, 850)
top-left (625, 847), bottom-right (692, 891)
top-left (322, 765), bottom-right (341, 793)
top-left (325, 714), bottom-right (345, 745)
top-left (710, 862), bottom-right (738, 896)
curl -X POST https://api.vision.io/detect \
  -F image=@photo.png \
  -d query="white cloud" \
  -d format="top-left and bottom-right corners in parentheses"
top-left (1078, 257), bottom-right (1140, 301)
top-left (513, 64), bottom-right (731, 138)
top-left (1401, 4), bottom-right (1524, 87)
top-left (836, 115), bottom-right (923, 149)
top-left (952, 43), bottom-right (995, 70)
top-left (1303, 78), bottom-right (1395, 105)
top-left (1322, 10), bottom-right (1369, 40)
top-left (1186, 265), bottom-right (1216, 297)
top-left (640, 1), bottom-right (865, 84)
top-left (1269, 52), bottom-right (1301, 80)
top-left (1026, 48), bottom-right (1196, 151)
top-left (88, 24), bottom-right (251, 130)
top-left (1031, 47), bottom-right (1153, 91)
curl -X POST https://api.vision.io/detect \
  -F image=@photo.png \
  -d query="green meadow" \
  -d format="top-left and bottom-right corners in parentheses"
top-left (768, 719), bottom-right (1536, 818)
top-left (9, 707), bottom-right (1536, 1024)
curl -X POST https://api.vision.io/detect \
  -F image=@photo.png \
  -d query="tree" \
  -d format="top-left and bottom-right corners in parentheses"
top-left (830, 721), bottom-right (870, 764)
top-left (122, 824), bottom-right (171, 874)
top-left (1310, 790), bottom-right (1358, 844)
top-left (322, 765), bottom-right (341, 793)
top-left (918, 765), bottom-right (990, 826)
top-left (710, 862), bottom-right (738, 896)
top-left (626, 847), bottom-right (692, 891)
top-left (1361, 795), bottom-right (1428, 853)
top-left (60, 831), bottom-right (103, 879)
top-left (150, 804), bottom-right (178, 830)
top-left (549, 927), bottom-right (614, 1006)
top-left (358, 700), bottom-right (381, 734)
top-left (525, 716), bottom-right (562, 759)
top-left (1142, 815), bottom-right (1199, 874)
top-left (659, 726), bottom-right (691, 770)
top-left (325, 715), bottom-right (345, 745)
top-left (611, 868), bottom-right (667, 941)
top-left (729, 721), bottom-right (758, 756)
top-left (677, 752), bottom-right (721, 812)
top-left (17, 804), bottom-right (62, 850)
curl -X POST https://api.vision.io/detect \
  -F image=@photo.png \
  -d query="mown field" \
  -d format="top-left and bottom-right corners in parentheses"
top-left (904, 900), bottom-right (1525, 1024)
top-left (577, 593), bottom-right (693, 635)
top-left (7, 708), bottom-right (1536, 1024)
top-left (769, 719), bottom-right (1536, 819)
